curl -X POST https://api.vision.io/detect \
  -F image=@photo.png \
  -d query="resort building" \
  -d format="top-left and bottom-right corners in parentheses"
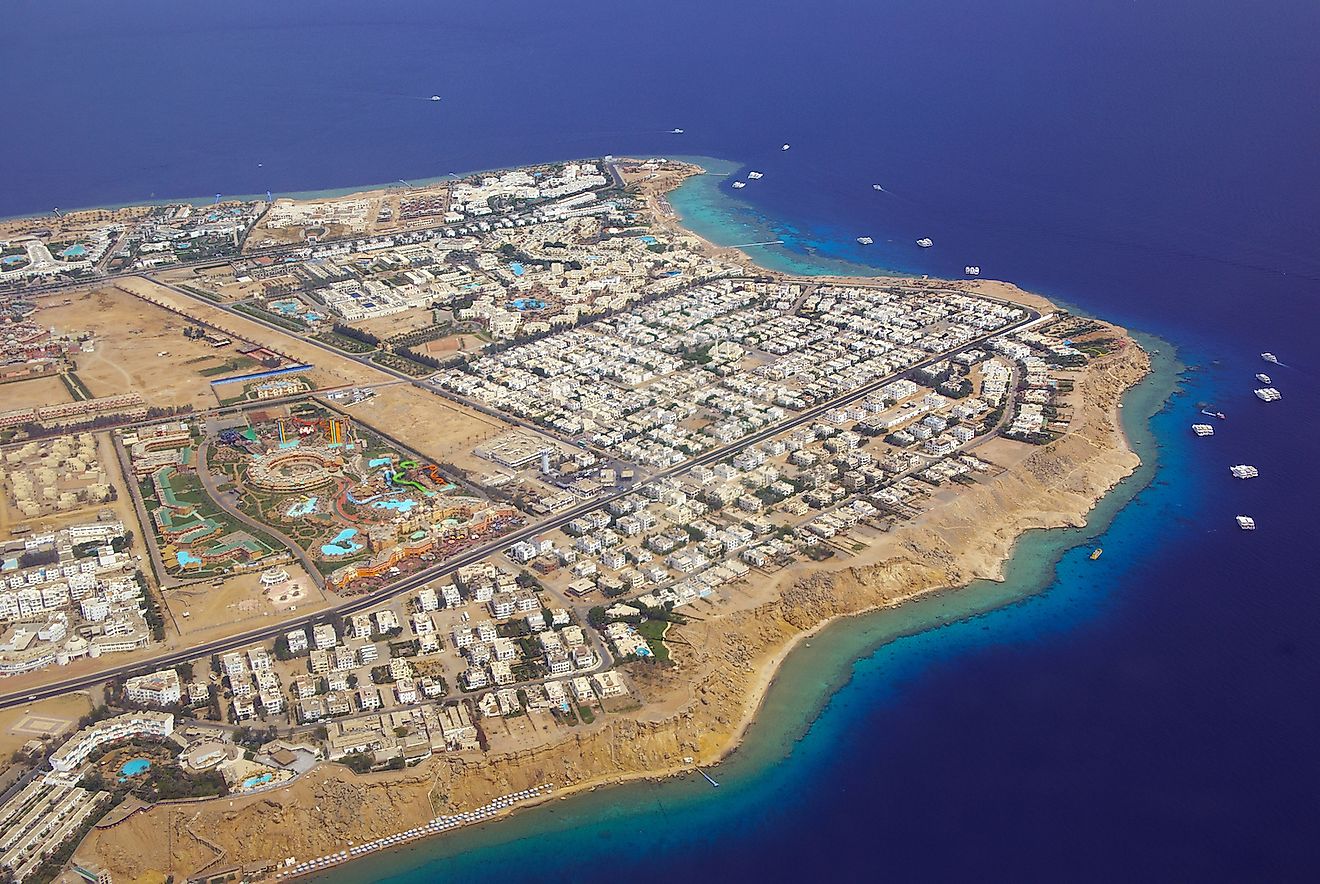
top-left (48, 711), bottom-right (175, 773)
top-left (124, 668), bottom-right (182, 707)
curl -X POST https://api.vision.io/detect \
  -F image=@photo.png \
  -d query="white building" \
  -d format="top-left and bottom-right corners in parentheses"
top-left (124, 668), bottom-right (181, 707)
top-left (49, 712), bottom-right (174, 773)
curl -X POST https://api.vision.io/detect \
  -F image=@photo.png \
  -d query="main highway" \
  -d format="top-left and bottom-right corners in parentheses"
top-left (0, 306), bottom-right (1043, 711)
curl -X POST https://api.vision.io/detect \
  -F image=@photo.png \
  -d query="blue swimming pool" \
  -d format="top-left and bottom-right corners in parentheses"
top-left (119, 757), bottom-right (151, 777)
top-left (320, 528), bottom-right (362, 557)
top-left (240, 772), bottom-right (275, 790)
top-left (286, 496), bottom-right (319, 517)
top-left (372, 498), bottom-right (418, 513)
top-left (60, 243), bottom-right (87, 258)
top-left (509, 262), bottom-right (525, 276)
top-left (176, 550), bottom-right (202, 567)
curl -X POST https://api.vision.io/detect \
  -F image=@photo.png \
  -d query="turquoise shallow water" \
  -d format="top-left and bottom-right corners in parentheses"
top-left (3, 0), bottom-right (1315, 876)
top-left (317, 172), bottom-right (1191, 884)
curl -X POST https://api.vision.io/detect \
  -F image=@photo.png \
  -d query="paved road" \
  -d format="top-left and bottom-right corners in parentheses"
top-left (194, 440), bottom-right (324, 586)
top-left (0, 308), bottom-right (1041, 711)
top-left (0, 379), bottom-right (403, 456)
top-left (149, 270), bottom-right (748, 470)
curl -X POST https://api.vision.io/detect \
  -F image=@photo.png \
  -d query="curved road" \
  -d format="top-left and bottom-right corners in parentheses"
top-left (194, 441), bottom-right (324, 585)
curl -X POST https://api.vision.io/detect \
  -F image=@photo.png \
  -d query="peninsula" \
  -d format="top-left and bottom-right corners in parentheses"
top-left (0, 159), bottom-right (1148, 884)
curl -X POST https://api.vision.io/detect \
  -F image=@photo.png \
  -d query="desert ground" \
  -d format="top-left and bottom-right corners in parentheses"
top-left (344, 383), bottom-right (512, 471)
top-left (110, 276), bottom-right (376, 391)
top-left (0, 691), bottom-right (94, 758)
top-left (162, 564), bottom-right (329, 641)
top-left (33, 286), bottom-right (262, 410)
top-left (348, 309), bottom-right (439, 341)
top-left (1, 374), bottom-right (73, 410)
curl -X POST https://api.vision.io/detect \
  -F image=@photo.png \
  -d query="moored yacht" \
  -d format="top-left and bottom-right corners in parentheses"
top-left (916, 237), bottom-right (933, 248)
top-left (731, 181), bottom-right (745, 189)
top-left (1256, 373), bottom-right (1271, 384)
top-left (1261, 352), bottom-right (1279, 364)
top-left (964, 265), bottom-right (980, 276)
top-left (1230, 464), bottom-right (1259, 479)
top-left (1191, 423), bottom-right (1214, 436)
top-left (1254, 387), bottom-right (1282, 402)
top-left (857, 236), bottom-right (874, 245)
top-left (1236, 515), bottom-right (1256, 531)
top-left (747, 170), bottom-right (763, 179)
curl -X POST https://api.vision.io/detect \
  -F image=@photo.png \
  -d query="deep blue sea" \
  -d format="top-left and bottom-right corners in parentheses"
top-left (5, 0), bottom-right (1319, 879)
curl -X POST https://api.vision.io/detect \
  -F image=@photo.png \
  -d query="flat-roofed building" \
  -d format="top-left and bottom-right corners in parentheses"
top-left (49, 711), bottom-right (174, 773)
top-left (124, 668), bottom-right (181, 707)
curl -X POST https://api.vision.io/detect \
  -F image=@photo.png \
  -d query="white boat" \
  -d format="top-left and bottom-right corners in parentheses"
top-left (781, 143), bottom-right (791, 151)
top-left (916, 237), bottom-right (933, 248)
top-left (1254, 387), bottom-right (1281, 402)
top-left (1230, 464), bottom-right (1259, 479)
top-left (1255, 373), bottom-right (1271, 384)
top-left (1261, 352), bottom-right (1279, 364)
top-left (1191, 423), bottom-right (1214, 436)
top-left (731, 181), bottom-right (746, 189)
top-left (872, 184), bottom-right (885, 191)
top-left (430, 95), bottom-right (442, 101)
top-left (1236, 515), bottom-right (1256, 531)
top-left (964, 265), bottom-right (980, 276)
top-left (857, 236), bottom-right (874, 245)
top-left (671, 128), bottom-right (684, 134)
top-left (747, 171), bottom-right (763, 179)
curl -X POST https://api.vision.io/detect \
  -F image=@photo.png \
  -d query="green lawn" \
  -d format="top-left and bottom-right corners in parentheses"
top-left (198, 356), bottom-right (259, 377)
top-left (636, 619), bottom-right (672, 663)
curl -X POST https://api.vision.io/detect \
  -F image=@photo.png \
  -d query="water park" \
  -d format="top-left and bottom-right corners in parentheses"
top-left (205, 402), bottom-right (502, 584)
top-left (126, 402), bottom-right (523, 592)
top-left (130, 434), bottom-right (284, 580)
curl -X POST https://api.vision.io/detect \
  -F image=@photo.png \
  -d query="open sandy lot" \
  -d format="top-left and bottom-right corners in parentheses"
top-left (0, 691), bottom-right (93, 757)
top-left (162, 564), bottom-right (330, 641)
top-left (345, 383), bottom-right (513, 468)
top-left (33, 286), bottom-right (261, 410)
top-left (349, 309), bottom-right (438, 342)
top-left (421, 333), bottom-right (486, 355)
top-left (112, 277), bottom-right (393, 392)
top-left (0, 375), bottom-right (73, 410)
top-left (156, 264), bottom-right (263, 303)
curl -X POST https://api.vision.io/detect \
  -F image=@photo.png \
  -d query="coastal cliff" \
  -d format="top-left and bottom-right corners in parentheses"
top-left (79, 309), bottom-right (1150, 883)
